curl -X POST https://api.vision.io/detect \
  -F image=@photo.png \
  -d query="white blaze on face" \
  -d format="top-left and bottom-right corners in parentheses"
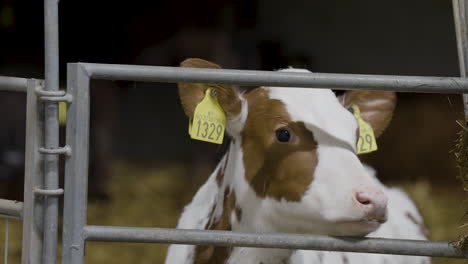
top-left (260, 69), bottom-right (387, 236)
top-left (268, 69), bottom-right (358, 151)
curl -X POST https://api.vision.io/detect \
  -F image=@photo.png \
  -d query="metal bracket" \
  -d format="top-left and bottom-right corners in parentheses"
top-left (35, 85), bottom-right (65, 97)
top-left (39, 94), bottom-right (73, 103)
top-left (38, 145), bottom-right (72, 156)
top-left (34, 188), bottom-right (64, 196)
top-left (35, 86), bottom-right (73, 102)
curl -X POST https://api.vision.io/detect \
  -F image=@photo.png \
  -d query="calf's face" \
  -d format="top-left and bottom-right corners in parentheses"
top-left (179, 59), bottom-right (396, 236)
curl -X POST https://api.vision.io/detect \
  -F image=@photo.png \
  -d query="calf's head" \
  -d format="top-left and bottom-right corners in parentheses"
top-left (179, 58), bottom-right (396, 236)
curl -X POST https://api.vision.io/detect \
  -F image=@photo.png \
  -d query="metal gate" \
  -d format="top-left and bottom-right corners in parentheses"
top-left (1, 0), bottom-right (468, 263)
top-left (0, 76), bottom-right (47, 264)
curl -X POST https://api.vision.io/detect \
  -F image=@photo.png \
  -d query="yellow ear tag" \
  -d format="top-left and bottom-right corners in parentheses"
top-left (189, 88), bottom-right (226, 144)
top-left (59, 102), bottom-right (67, 126)
top-left (351, 104), bottom-right (378, 154)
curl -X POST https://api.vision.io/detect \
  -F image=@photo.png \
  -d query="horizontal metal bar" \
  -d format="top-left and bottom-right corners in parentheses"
top-left (84, 225), bottom-right (468, 258)
top-left (78, 62), bottom-right (468, 94)
top-left (0, 199), bottom-right (23, 219)
top-left (0, 76), bottom-right (28, 92)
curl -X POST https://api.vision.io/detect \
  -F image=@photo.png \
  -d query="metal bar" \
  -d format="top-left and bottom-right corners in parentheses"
top-left (21, 79), bottom-right (45, 264)
top-left (0, 76), bottom-right (28, 92)
top-left (453, 0), bottom-right (468, 115)
top-left (0, 199), bottom-right (23, 219)
top-left (44, 0), bottom-right (59, 93)
top-left (4, 219), bottom-right (9, 264)
top-left (42, 0), bottom-right (60, 263)
top-left (84, 225), bottom-right (468, 259)
top-left (61, 64), bottom-right (90, 264)
top-left (80, 62), bottom-right (468, 93)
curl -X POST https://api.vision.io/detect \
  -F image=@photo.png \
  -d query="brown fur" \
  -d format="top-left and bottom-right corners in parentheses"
top-left (193, 170), bottom-right (237, 263)
top-left (235, 206), bottom-right (242, 222)
top-left (340, 91), bottom-right (396, 138)
top-left (216, 165), bottom-right (225, 186)
top-left (242, 88), bottom-right (318, 202)
top-left (178, 58), bottom-right (242, 119)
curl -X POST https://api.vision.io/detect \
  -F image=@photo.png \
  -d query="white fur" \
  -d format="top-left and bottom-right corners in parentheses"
top-left (165, 156), bottom-right (226, 264)
top-left (167, 156), bottom-right (429, 264)
top-left (293, 186), bottom-right (429, 264)
top-left (269, 69), bottom-right (357, 152)
top-left (226, 96), bottom-right (248, 139)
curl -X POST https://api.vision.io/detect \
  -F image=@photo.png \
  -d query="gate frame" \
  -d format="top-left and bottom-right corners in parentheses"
top-left (21, 79), bottom-right (46, 264)
top-left (61, 62), bottom-right (468, 264)
top-left (0, 0), bottom-right (62, 263)
top-left (0, 77), bottom-right (46, 264)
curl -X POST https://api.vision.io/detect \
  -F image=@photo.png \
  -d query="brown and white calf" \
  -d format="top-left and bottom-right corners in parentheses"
top-left (165, 58), bottom-right (429, 264)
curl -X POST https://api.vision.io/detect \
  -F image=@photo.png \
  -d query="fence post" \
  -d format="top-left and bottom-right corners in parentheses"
top-left (61, 64), bottom-right (90, 264)
top-left (42, 0), bottom-right (61, 262)
top-left (453, 0), bottom-right (468, 115)
top-left (21, 79), bottom-right (45, 264)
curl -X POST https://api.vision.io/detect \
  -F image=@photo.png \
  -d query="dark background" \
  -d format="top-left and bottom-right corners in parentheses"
top-left (0, 0), bottom-right (463, 198)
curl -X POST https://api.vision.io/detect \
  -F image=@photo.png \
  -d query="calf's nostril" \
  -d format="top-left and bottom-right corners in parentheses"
top-left (354, 190), bottom-right (388, 222)
top-left (356, 192), bottom-right (372, 205)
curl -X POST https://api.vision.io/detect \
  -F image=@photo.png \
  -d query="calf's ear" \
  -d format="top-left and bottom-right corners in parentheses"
top-left (178, 58), bottom-right (242, 120)
top-left (339, 91), bottom-right (396, 138)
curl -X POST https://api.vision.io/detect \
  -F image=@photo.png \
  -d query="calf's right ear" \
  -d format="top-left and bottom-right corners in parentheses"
top-left (178, 58), bottom-right (242, 120)
top-left (339, 91), bottom-right (396, 138)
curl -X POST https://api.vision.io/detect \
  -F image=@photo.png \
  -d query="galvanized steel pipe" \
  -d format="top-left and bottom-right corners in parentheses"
top-left (80, 62), bottom-right (468, 94)
top-left (0, 76), bottom-right (28, 92)
top-left (84, 226), bottom-right (468, 259)
top-left (0, 199), bottom-right (23, 219)
top-left (21, 79), bottom-right (46, 264)
top-left (61, 64), bottom-right (90, 264)
top-left (43, 0), bottom-right (60, 263)
top-left (453, 0), bottom-right (468, 115)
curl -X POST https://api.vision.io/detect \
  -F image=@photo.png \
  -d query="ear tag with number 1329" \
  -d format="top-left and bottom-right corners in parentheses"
top-left (189, 88), bottom-right (226, 144)
top-left (351, 104), bottom-right (377, 154)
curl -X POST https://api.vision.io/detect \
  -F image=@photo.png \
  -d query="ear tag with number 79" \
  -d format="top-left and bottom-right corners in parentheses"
top-left (351, 104), bottom-right (377, 154)
top-left (189, 88), bottom-right (226, 144)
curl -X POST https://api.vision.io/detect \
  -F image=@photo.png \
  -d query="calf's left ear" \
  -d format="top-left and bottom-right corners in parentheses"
top-left (178, 58), bottom-right (243, 120)
top-left (339, 91), bottom-right (396, 138)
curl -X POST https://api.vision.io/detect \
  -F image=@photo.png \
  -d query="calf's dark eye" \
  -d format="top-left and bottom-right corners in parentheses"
top-left (276, 129), bottom-right (291, 142)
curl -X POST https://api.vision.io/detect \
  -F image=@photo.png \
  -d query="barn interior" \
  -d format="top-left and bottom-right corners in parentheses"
top-left (0, 0), bottom-right (467, 263)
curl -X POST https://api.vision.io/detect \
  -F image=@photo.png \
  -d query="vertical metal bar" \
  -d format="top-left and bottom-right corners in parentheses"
top-left (453, 0), bottom-right (468, 115)
top-left (21, 79), bottom-right (45, 264)
top-left (44, 0), bottom-right (59, 93)
top-left (4, 219), bottom-right (9, 264)
top-left (62, 64), bottom-right (90, 264)
top-left (43, 0), bottom-right (60, 263)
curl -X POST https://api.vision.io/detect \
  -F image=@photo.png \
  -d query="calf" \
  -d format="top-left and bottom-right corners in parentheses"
top-left (166, 58), bottom-right (429, 264)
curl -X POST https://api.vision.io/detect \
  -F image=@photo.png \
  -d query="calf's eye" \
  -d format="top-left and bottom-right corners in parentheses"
top-left (276, 129), bottom-right (291, 142)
